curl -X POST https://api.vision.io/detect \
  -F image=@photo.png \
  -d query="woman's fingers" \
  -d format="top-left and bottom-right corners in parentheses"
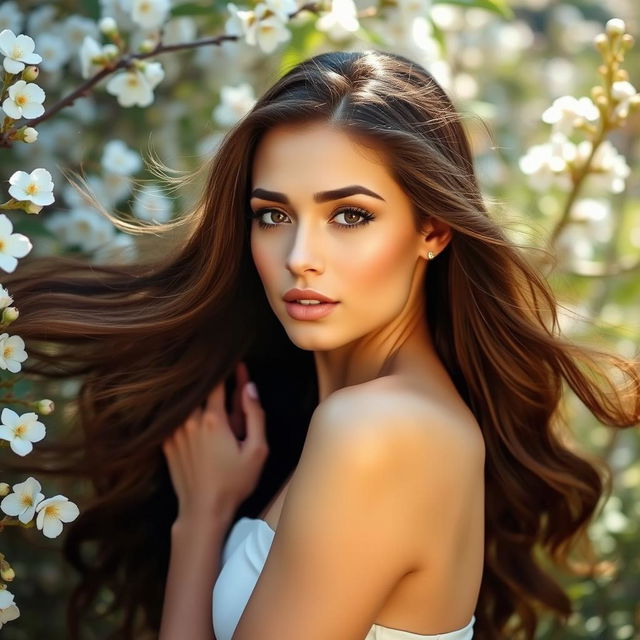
top-left (205, 375), bottom-right (226, 415)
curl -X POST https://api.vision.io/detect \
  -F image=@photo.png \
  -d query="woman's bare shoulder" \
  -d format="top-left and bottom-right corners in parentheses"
top-left (315, 375), bottom-right (484, 459)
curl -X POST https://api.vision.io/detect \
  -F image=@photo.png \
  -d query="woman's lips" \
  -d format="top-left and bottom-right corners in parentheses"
top-left (284, 301), bottom-right (339, 320)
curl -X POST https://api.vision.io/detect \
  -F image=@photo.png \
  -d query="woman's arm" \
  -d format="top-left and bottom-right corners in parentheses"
top-left (159, 511), bottom-right (234, 640)
top-left (159, 362), bottom-right (268, 639)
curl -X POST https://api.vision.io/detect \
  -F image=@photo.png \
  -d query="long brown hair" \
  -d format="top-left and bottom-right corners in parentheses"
top-left (3, 49), bottom-right (639, 640)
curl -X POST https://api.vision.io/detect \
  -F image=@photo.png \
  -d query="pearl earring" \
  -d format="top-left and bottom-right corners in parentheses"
top-left (427, 251), bottom-right (435, 260)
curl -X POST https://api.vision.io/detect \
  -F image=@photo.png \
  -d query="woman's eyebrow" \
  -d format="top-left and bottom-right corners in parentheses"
top-left (250, 185), bottom-right (386, 204)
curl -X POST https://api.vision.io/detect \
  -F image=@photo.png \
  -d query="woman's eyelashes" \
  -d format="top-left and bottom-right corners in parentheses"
top-left (249, 206), bottom-right (376, 231)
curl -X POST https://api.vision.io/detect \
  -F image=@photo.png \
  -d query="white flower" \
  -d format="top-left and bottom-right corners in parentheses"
top-left (0, 2), bottom-right (23, 35)
top-left (102, 139), bottom-right (142, 175)
top-left (518, 132), bottom-right (575, 191)
top-left (34, 31), bottom-right (71, 72)
top-left (570, 198), bottom-right (613, 243)
top-left (0, 214), bottom-right (32, 273)
top-left (0, 332), bottom-right (28, 373)
top-left (79, 35), bottom-right (105, 79)
top-left (93, 232), bottom-right (138, 264)
top-left (35, 494), bottom-right (80, 539)
top-left (263, 0), bottom-right (297, 23)
top-left (541, 95), bottom-right (599, 135)
top-left (162, 16), bottom-right (197, 46)
top-left (576, 139), bottom-right (630, 193)
top-left (0, 476), bottom-right (45, 522)
top-left (44, 206), bottom-right (116, 252)
top-left (22, 126), bottom-right (37, 142)
top-left (212, 82), bottom-right (256, 127)
top-left (396, 0), bottom-right (431, 23)
top-left (62, 14), bottom-right (99, 50)
top-left (102, 171), bottom-right (134, 203)
top-left (315, 0), bottom-right (359, 41)
top-left (611, 80), bottom-right (638, 120)
top-left (141, 60), bottom-right (164, 88)
top-left (0, 29), bottom-right (42, 74)
top-left (0, 409), bottom-right (45, 456)
top-left (105, 61), bottom-right (164, 107)
top-left (0, 285), bottom-right (13, 309)
top-left (8, 167), bottom-right (55, 205)
top-left (250, 3), bottom-right (291, 53)
top-left (130, 0), bottom-right (170, 30)
top-left (1, 79), bottom-right (45, 120)
top-left (0, 588), bottom-right (20, 630)
top-left (225, 3), bottom-right (256, 41)
top-left (133, 184), bottom-right (173, 222)
top-left (26, 5), bottom-right (57, 38)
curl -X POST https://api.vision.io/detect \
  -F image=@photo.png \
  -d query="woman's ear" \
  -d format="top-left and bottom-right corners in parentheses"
top-left (420, 216), bottom-right (452, 261)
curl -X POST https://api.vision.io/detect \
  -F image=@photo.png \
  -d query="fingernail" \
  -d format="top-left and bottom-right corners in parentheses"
top-left (246, 381), bottom-right (259, 400)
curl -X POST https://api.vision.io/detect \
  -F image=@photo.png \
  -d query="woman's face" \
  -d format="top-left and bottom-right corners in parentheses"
top-left (249, 121), bottom-right (432, 352)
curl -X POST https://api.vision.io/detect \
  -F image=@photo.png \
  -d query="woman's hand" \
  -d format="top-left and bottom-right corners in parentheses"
top-left (162, 361), bottom-right (269, 524)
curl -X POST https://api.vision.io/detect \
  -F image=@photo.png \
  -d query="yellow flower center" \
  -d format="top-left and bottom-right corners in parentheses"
top-left (44, 504), bottom-right (60, 518)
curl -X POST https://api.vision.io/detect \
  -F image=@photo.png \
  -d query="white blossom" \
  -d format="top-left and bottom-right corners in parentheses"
top-left (249, 3), bottom-right (291, 53)
top-left (570, 198), bottom-right (613, 243)
top-left (0, 214), bottom-right (32, 273)
top-left (0, 476), bottom-right (45, 523)
top-left (133, 184), bottom-right (173, 222)
top-left (541, 95), bottom-right (599, 135)
top-left (262, 0), bottom-right (297, 23)
top-left (44, 206), bottom-right (116, 252)
top-left (8, 167), bottom-right (55, 205)
top-left (315, 0), bottom-right (359, 41)
top-left (34, 31), bottom-right (71, 72)
top-left (0, 409), bottom-right (45, 457)
top-left (611, 80), bottom-right (638, 120)
top-left (102, 172), bottom-right (134, 203)
top-left (105, 61), bottom-right (164, 107)
top-left (212, 82), bottom-right (256, 127)
top-left (80, 35), bottom-right (106, 79)
top-left (35, 494), bottom-right (80, 539)
top-left (0, 2), bottom-right (23, 35)
top-left (62, 14), bottom-right (99, 50)
top-left (1, 80), bottom-right (45, 120)
top-left (0, 588), bottom-right (20, 630)
top-left (162, 16), bottom-right (197, 45)
top-left (518, 132), bottom-right (575, 191)
top-left (0, 332), bottom-right (28, 373)
top-left (22, 126), bottom-right (38, 142)
top-left (0, 285), bottom-right (13, 309)
top-left (26, 5), bottom-right (57, 38)
top-left (94, 232), bottom-right (138, 264)
top-left (130, 0), bottom-right (170, 30)
top-left (0, 29), bottom-right (42, 74)
top-left (102, 139), bottom-right (142, 175)
top-left (225, 3), bottom-right (256, 42)
top-left (576, 139), bottom-right (630, 193)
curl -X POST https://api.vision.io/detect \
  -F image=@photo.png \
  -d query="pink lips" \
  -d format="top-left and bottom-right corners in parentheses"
top-left (284, 300), bottom-right (339, 320)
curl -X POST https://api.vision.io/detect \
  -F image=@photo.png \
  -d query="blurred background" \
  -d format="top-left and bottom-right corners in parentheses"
top-left (0, 0), bottom-right (638, 637)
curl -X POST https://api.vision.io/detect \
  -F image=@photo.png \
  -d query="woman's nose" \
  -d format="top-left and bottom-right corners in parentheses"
top-left (285, 221), bottom-right (323, 275)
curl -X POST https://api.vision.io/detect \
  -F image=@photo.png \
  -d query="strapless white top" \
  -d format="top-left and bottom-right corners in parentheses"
top-left (212, 516), bottom-right (476, 640)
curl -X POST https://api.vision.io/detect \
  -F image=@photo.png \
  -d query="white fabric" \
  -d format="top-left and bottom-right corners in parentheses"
top-left (213, 516), bottom-right (476, 640)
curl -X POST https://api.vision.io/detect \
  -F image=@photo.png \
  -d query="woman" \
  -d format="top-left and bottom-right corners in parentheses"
top-left (4, 50), bottom-right (638, 640)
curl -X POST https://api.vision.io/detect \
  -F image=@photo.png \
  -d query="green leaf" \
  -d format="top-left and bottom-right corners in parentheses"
top-left (433, 0), bottom-right (514, 19)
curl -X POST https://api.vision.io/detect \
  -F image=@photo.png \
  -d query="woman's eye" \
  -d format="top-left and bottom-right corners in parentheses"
top-left (250, 207), bottom-right (375, 231)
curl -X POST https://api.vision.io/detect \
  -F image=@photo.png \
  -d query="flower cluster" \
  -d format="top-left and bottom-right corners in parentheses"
top-left (519, 18), bottom-right (638, 195)
top-left (0, 29), bottom-right (79, 632)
